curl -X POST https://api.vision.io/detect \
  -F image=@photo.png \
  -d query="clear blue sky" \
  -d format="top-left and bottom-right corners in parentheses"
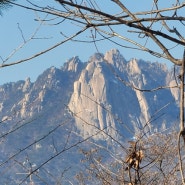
top-left (0, 0), bottom-right (182, 85)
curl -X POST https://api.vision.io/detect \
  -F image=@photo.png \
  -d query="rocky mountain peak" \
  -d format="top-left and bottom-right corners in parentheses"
top-left (63, 56), bottom-right (82, 72)
top-left (22, 77), bottom-right (32, 92)
top-left (0, 49), bottom-right (181, 184)
top-left (67, 50), bottom-right (179, 140)
top-left (88, 53), bottom-right (104, 63)
top-left (104, 48), bottom-right (124, 62)
top-left (0, 49), bottom-right (179, 141)
top-left (104, 49), bottom-right (126, 72)
top-left (127, 58), bottom-right (141, 75)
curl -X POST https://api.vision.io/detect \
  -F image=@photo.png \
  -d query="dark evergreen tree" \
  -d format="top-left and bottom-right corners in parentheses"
top-left (0, 0), bottom-right (14, 15)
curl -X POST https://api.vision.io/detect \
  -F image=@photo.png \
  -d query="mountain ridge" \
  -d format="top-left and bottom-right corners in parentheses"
top-left (0, 48), bottom-right (180, 184)
top-left (0, 49), bottom-right (178, 137)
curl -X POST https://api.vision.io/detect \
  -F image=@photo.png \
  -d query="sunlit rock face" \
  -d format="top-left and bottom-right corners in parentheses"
top-left (0, 49), bottom-right (179, 141)
top-left (0, 49), bottom-right (181, 184)
top-left (68, 50), bottom-right (179, 140)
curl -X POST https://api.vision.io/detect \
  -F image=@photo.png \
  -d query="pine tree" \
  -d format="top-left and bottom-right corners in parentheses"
top-left (0, 0), bottom-right (14, 15)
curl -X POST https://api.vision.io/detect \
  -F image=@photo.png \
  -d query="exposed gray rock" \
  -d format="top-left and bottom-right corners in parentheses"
top-left (0, 49), bottom-right (181, 184)
top-left (0, 50), bottom-right (179, 141)
top-left (68, 50), bottom-right (179, 140)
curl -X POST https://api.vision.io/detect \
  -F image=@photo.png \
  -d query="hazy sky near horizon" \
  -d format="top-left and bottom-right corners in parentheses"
top-left (0, 0), bottom-right (183, 85)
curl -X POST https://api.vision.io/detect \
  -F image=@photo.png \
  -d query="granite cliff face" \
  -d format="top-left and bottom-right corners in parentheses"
top-left (68, 49), bottom-right (178, 139)
top-left (0, 49), bottom-right (179, 140)
top-left (0, 49), bottom-right (180, 183)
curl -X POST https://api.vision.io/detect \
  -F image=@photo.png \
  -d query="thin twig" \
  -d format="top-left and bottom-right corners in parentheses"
top-left (0, 27), bottom-right (88, 68)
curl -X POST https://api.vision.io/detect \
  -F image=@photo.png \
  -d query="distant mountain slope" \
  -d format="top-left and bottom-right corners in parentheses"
top-left (0, 49), bottom-right (179, 139)
top-left (68, 49), bottom-right (179, 140)
top-left (0, 49), bottom-right (180, 184)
